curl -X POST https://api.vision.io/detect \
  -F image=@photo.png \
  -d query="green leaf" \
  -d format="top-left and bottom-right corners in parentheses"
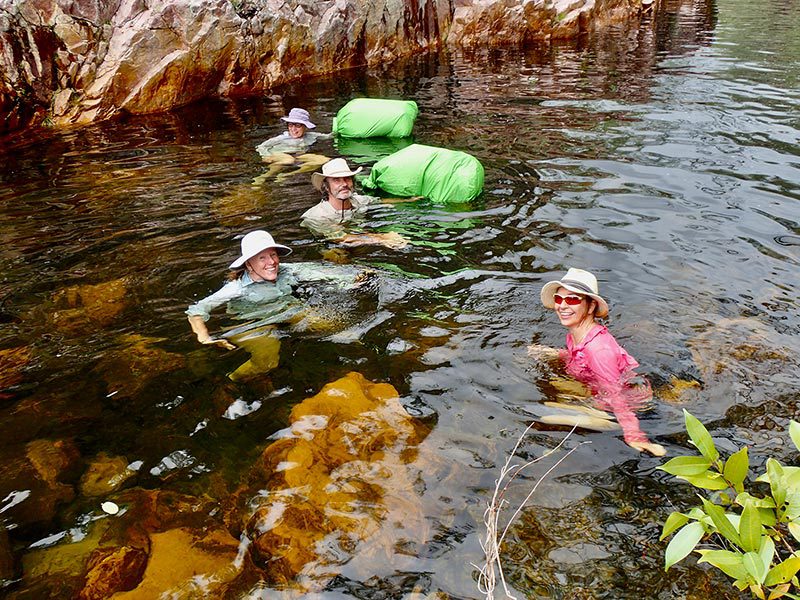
top-left (768, 583), bottom-right (791, 600)
top-left (758, 536), bottom-right (775, 573)
top-left (790, 421), bottom-right (800, 453)
top-left (702, 498), bottom-right (742, 547)
top-left (684, 410), bottom-right (719, 463)
top-left (788, 522), bottom-right (800, 544)
top-left (758, 508), bottom-right (777, 527)
top-left (744, 551), bottom-right (768, 584)
top-left (724, 447), bottom-right (749, 491)
top-left (768, 459), bottom-right (787, 507)
top-left (764, 557), bottom-right (800, 586)
top-left (660, 456), bottom-right (714, 477)
top-left (697, 549), bottom-right (748, 580)
top-left (783, 467), bottom-right (800, 490)
top-left (661, 512), bottom-right (690, 541)
top-left (681, 472), bottom-right (729, 491)
top-left (751, 583), bottom-right (766, 600)
top-left (736, 492), bottom-right (776, 508)
top-left (665, 521), bottom-right (705, 571)
top-left (739, 501), bottom-right (763, 552)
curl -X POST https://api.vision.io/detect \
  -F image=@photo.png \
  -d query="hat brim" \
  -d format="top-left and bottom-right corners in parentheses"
top-left (541, 280), bottom-right (609, 318)
top-left (311, 166), bottom-right (363, 191)
top-left (229, 244), bottom-right (292, 269)
top-left (281, 116), bottom-right (316, 129)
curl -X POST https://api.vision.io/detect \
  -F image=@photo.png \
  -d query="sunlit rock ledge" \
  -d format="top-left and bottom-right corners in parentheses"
top-left (0, 0), bottom-right (655, 133)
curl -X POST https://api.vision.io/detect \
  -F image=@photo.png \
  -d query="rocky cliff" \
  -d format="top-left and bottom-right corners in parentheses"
top-left (0, 0), bottom-right (653, 134)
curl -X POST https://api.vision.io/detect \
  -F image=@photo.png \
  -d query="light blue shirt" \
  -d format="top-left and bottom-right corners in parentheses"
top-left (186, 262), bottom-right (361, 326)
top-left (255, 131), bottom-right (331, 156)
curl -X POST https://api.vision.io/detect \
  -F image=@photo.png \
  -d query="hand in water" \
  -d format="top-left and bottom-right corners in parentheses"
top-left (628, 440), bottom-right (666, 456)
top-left (200, 337), bottom-right (236, 351)
top-left (339, 231), bottom-right (409, 249)
top-left (353, 269), bottom-right (379, 287)
top-left (527, 344), bottom-right (560, 361)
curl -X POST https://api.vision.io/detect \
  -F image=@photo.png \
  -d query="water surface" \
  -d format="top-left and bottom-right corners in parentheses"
top-left (1, 0), bottom-right (799, 597)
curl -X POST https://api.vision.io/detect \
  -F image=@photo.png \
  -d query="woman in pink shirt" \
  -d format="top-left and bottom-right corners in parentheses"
top-left (529, 268), bottom-right (665, 456)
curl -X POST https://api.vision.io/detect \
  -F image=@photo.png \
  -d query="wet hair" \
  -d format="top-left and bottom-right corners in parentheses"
top-left (321, 178), bottom-right (331, 202)
top-left (227, 268), bottom-right (246, 281)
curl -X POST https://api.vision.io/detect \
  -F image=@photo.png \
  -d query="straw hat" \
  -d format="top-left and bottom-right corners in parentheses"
top-left (540, 268), bottom-right (609, 317)
top-left (312, 158), bottom-right (363, 191)
top-left (229, 230), bottom-right (292, 269)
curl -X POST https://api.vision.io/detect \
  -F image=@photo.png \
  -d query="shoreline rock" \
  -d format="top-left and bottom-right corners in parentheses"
top-left (0, 0), bottom-right (656, 135)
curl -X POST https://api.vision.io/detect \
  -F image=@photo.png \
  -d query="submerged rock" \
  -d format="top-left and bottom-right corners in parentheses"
top-left (0, 525), bottom-right (13, 581)
top-left (688, 317), bottom-right (799, 382)
top-left (94, 334), bottom-right (185, 398)
top-left (12, 486), bottom-right (243, 598)
top-left (50, 277), bottom-right (131, 333)
top-left (25, 438), bottom-right (82, 486)
top-left (17, 517), bottom-right (117, 599)
top-left (79, 453), bottom-right (137, 497)
top-left (0, 438), bottom-right (81, 529)
top-left (0, 345), bottom-right (32, 399)
top-left (108, 527), bottom-right (241, 599)
top-left (226, 371), bottom-right (430, 591)
top-left (78, 545), bottom-right (149, 600)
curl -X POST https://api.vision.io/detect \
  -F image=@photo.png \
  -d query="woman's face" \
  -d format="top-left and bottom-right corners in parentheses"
top-left (287, 122), bottom-right (307, 139)
top-left (246, 248), bottom-right (280, 282)
top-left (553, 286), bottom-right (594, 328)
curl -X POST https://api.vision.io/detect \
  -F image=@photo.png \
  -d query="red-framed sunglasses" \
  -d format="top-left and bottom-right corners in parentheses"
top-left (553, 294), bottom-right (584, 306)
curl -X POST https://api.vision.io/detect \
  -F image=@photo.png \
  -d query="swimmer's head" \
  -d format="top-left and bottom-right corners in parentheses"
top-left (312, 158), bottom-right (362, 197)
top-left (229, 230), bottom-right (292, 281)
top-left (540, 268), bottom-right (608, 318)
top-left (281, 108), bottom-right (316, 138)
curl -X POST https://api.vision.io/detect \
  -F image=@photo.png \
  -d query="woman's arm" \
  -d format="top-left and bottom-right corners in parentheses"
top-left (187, 315), bottom-right (235, 350)
top-left (586, 346), bottom-right (665, 456)
top-left (186, 280), bottom-right (241, 349)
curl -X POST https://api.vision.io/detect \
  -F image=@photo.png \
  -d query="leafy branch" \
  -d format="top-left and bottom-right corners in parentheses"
top-left (660, 410), bottom-right (800, 600)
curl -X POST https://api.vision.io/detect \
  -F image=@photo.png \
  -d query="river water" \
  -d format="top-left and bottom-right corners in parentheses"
top-left (1, 0), bottom-right (799, 597)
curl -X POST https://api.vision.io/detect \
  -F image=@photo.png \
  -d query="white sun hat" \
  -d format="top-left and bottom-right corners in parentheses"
top-left (311, 158), bottom-right (363, 191)
top-left (281, 107), bottom-right (316, 129)
top-left (229, 230), bottom-right (292, 269)
top-left (540, 267), bottom-right (609, 317)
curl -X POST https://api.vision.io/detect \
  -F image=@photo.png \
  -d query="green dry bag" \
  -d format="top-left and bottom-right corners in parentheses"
top-left (361, 144), bottom-right (484, 204)
top-left (332, 98), bottom-right (418, 138)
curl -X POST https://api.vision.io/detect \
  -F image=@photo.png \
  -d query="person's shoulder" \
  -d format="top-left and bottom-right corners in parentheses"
top-left (306, 131), bottom-right (331, 141)
top-left (352, 193), bottom-right (376, 208)
top-left (301, 201), bottom-right (333, 221)
top-left (257, 132), bottom-right (288, 146)
top-left (584, 325), bottom-right (625, 353)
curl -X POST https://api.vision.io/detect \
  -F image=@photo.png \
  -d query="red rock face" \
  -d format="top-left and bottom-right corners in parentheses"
top-left (0, 0), bottom-right (651, 134)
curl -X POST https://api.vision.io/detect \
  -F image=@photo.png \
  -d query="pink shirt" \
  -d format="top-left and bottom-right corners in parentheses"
top-left (560, 324), bottom-right (651, 444)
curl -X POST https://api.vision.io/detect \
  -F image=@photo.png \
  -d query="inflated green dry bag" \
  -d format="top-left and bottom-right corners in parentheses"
top-left (332, 98), bottom-right (418, 138)
top-left (361, 144), bottom-right (484, 204)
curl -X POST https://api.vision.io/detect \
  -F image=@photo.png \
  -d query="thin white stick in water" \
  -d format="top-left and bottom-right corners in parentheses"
top-left (472, 424), bottom-right (589, 599)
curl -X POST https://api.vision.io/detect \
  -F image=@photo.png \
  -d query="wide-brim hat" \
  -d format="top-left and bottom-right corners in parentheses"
top-left (540, 267), bottom-right (609, 317)
top-left (229, 230), bottom-right (292, 269)
top-left (311, 157), bottom-right (363, 191)
top-left (281, 107), bottom-right (316, 129)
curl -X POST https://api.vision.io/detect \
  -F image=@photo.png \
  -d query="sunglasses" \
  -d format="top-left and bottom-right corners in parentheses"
top-left (553, 294), bottom-right (585, 306)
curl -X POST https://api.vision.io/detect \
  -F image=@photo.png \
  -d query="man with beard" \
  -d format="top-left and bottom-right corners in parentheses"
top-left (301, 158), bottom-right (408, 249)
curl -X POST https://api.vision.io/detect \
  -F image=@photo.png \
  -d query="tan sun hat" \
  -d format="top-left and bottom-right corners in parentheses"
top-left (229, 230), bottom-right (292, 269)
top-left (311, 158), bottom-right (363, 191)
top-left (540, 267), bottom-right (609, 317)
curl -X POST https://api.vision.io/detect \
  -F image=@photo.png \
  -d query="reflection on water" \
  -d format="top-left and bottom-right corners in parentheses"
top-left (1, 0), bottom-right (799, 597)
